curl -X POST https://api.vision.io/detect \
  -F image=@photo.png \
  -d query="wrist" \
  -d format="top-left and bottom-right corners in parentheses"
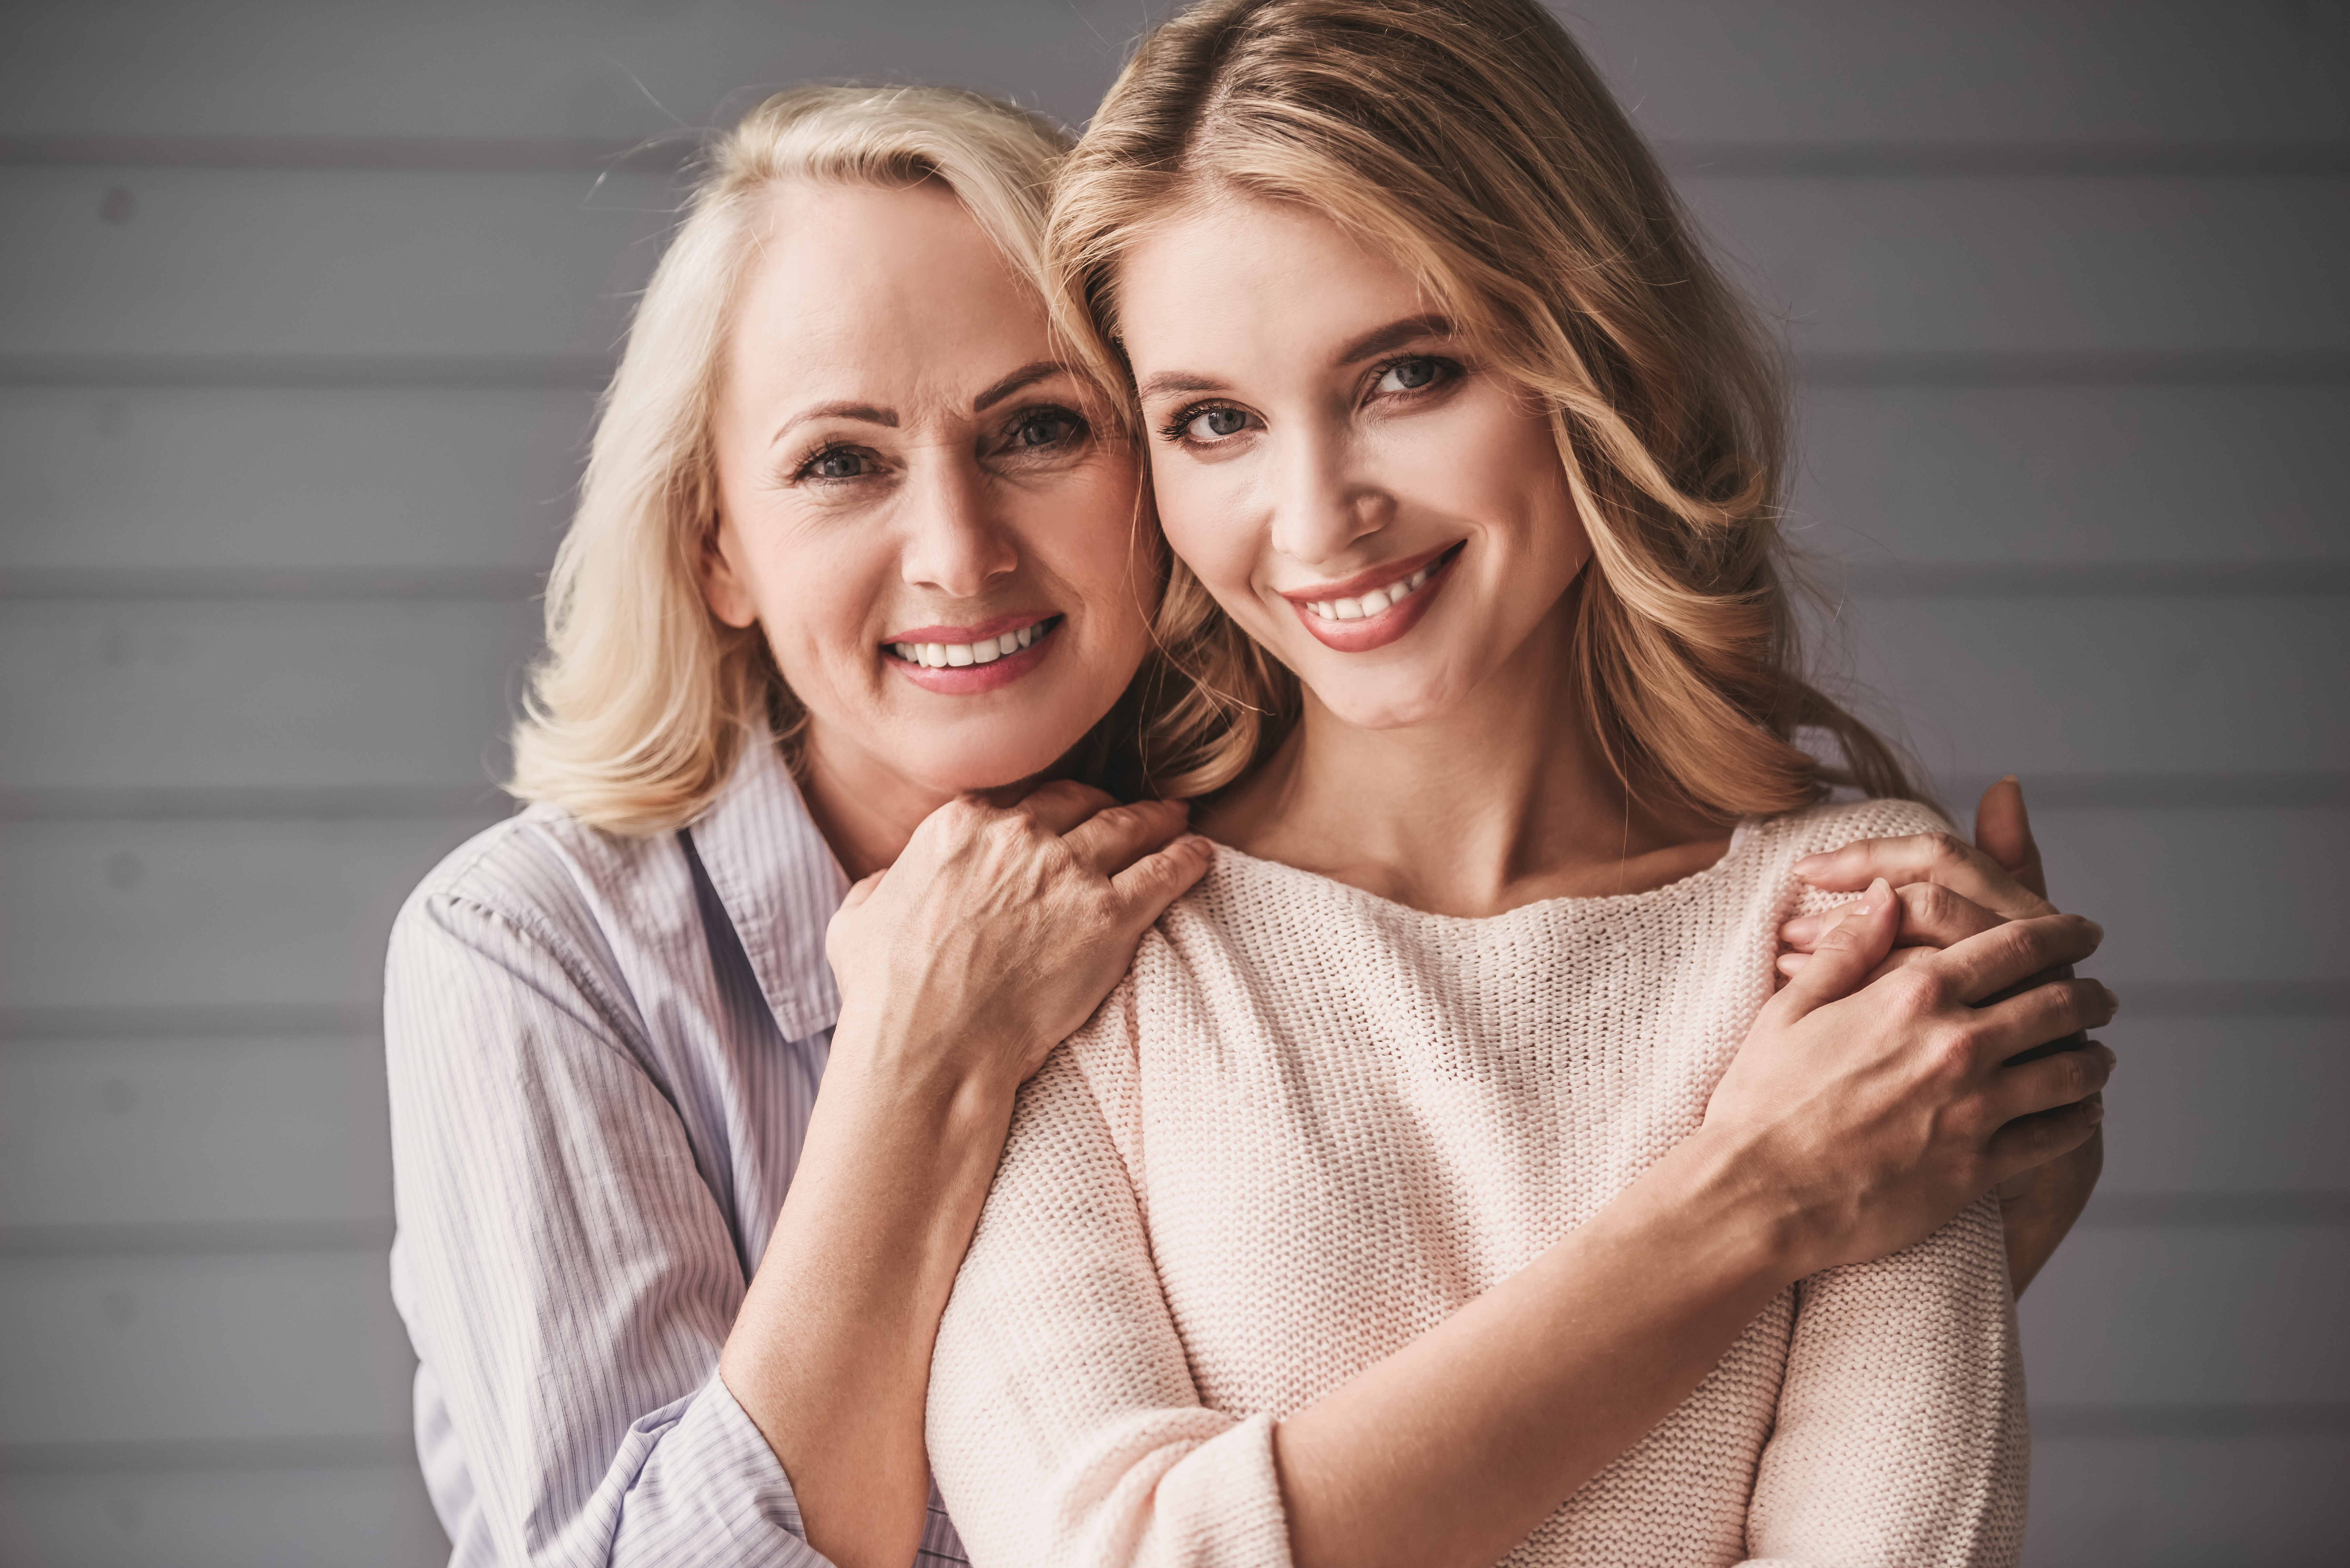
top-left (827, 996), bottom-right (1027, 1122)
top-left (1643, 1121), bottom-right (1822, 1292)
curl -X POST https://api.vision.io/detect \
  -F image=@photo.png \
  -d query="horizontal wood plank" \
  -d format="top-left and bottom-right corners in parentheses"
top-left (2094, 1018), bottom-right (2350, 1199)
top-left (0, 1034), bottom-right (388, 1233)
top-left (0, 599), bottom-right (541, 791)
top-left (0, 1249), bottom-right (413, 1445)
top-left (0, 1461), bottom-right (444, 1568)
top-left (1790, 384), bottom-right (2350, 567)
top-left (0, 386), bottom-right (583, 574)
top-left (1, 168), bottom-right (2341, 366)
top-left (2021, 1228), bottom-right (2350, 1407)
top-left (0, 167), bottom-right (669, 361)
top-left (5, 2), bottom-right (2345, 149)
top-left (2024, 1427), bottom-right (2350, 1567)
top-left (1676, 173), bottom-right (2350, 359)
top-left (0, 817), bottom-right (502, 1013)
top-left (1822, 596), bottom-right (2349, 778)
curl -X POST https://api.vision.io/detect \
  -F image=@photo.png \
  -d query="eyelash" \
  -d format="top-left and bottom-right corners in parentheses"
top-left (1157, 355), bottom-right (1460, 445)
top-left (788, 404), bottom-right (1090, 484)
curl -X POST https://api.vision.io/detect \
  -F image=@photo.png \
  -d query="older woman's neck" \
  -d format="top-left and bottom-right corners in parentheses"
top-left (795, 741), bottom-right (964, 884)
top-left (1203, 619), bottom-right (1726, 918)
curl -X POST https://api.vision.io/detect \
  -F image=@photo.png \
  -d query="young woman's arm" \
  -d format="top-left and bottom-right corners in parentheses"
top-left (718, 783), bottom-right (1213, 1568)
top-left (926, 882), bottom-right (2115, 1568)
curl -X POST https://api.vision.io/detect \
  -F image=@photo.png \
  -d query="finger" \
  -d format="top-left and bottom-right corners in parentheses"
top-left (1063, 798), bottom-right (1193, 875)
top-left (1004, 778), bottom-right (1122, 837)
top-left (1983, 1092), bottom-right (2105, 1188)
top-left (1107, 834), bottom-right (1216, 923)
top-left (1769, 877), bottom-right (1901, 1021)
top-left (1791, 830), bottom-right (2052, 922)
top-left (1783, 881), bottom-right (2007, 954)
top-left (1975, 980), bottom-right (2119, 1068)
top-left (1974, 776), bottom-right (2049, 901)
top-left (1775, 942), bottom-right (1939, 980)
top-left (1927, 911), bottom-right (2104, 1004)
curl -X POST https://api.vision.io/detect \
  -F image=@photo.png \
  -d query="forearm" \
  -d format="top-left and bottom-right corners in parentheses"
top-left (2002, 1125), bottom-right (2103, 1295)
top-left (1275, 1125), bottom-right (1801, 1568)
top-left (721, 1016), bottom-right (1015, 1568)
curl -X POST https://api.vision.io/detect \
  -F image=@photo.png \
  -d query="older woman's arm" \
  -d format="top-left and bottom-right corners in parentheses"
top-left (1779, 778), bottom-right (2106, 1294)
top-left (388, 867), bottom-right (830, 1568)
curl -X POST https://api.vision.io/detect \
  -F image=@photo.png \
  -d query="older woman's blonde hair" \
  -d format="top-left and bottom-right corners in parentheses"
top-left (511, 86), bottom-right (1100, 834)
top-left (1053, 0), bottom-right (1914, 817)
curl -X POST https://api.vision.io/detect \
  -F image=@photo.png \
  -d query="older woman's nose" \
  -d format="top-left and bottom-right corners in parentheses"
top-left (900, 456), bottom-right (1018, 596)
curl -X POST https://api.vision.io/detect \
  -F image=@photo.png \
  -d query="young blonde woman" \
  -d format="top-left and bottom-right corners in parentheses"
top-left (922, 4), bottom-right (2116, 1565)
top-left (387, 72), bottom-right (2099, 1568)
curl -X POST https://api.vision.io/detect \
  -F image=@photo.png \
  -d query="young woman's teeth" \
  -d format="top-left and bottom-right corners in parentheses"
top-left (1306, 565), bottom-right (1433, 622)
top-left (892, 623), bottom-right (1043, 668)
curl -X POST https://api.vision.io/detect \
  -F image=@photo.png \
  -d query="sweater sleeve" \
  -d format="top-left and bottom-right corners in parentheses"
top-left (1741, 1193), bottom-right (2029, 1566)
top-left (923, 987), bottom-right (1294, 1568)
top-left (385, 877), bottom-right (832, 1568)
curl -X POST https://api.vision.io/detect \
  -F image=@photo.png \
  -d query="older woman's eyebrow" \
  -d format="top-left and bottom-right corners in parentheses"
top-left (973, 360), bottom-right (1071, 412)
top-left (1337, 313), bottom-right (1456, 366)
top-left (770, 402), bottom-right (897, 447)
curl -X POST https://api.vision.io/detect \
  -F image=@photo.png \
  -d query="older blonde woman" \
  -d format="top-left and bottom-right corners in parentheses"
top-left (386, 81), bottom-right (2101, 1568)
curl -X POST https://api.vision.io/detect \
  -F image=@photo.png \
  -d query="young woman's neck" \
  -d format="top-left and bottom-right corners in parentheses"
top-left (1204, 600), bottom-right (1729, 918)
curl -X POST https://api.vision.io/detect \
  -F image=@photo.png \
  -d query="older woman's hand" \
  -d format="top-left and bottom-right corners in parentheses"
top-left (824, 780), bottom-right (1214, 1097)
top-left (1772, 778), bottom-right (2105, 1294)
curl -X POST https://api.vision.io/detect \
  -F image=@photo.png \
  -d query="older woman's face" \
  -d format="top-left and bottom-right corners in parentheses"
top-left (705, 179), bottom-right (1155, 800)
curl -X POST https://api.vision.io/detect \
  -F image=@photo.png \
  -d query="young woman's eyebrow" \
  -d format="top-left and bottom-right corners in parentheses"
top-left (1135, 370), bottom-right (1227, 403)
top-left (1335, 313), bottom-right (1456, 366)
top-left (770, 401), bottom-right (898, 448)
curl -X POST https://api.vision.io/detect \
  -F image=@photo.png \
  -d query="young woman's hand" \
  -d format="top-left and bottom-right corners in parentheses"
top-left (823, 781), bottom-right (1214, 1097)
top-left (1706, 876), bottom-right (2117, 1278)
top-left (1773, 778), bottom-right (2104, 1292)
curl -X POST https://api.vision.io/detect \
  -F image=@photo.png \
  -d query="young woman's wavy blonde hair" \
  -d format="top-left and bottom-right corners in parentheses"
top-left (1052, 0), bottom-right (1914, 817)
top-left (510, 85), bottom-right (1106, 834)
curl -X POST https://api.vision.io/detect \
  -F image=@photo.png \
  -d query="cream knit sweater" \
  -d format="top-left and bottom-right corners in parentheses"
top-left (926, 799), bottom-right (2028, 1567)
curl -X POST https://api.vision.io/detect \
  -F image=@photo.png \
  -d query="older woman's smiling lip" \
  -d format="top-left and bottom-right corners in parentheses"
top-left (884, 613), bottom-right (1061, 693)
top-left (1278, 543), bottom-right (1461, 653)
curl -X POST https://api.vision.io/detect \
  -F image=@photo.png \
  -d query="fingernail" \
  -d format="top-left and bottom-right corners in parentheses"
top-left (1866, 876), bottom-right (1893, 912)
top-left (2101, 985), bottom-right (2120, 1012)
top-left (2084, 919), bottom-right (2105, 943)
top-left (2085, 1098), bottom-right (2105, 1125)
top-left (1792, 853), bottom-right (1827, 873)
top-left (1782, 914), bottom-right (1820, 940)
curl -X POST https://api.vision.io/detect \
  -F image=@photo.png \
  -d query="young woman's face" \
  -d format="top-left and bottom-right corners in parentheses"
top-left (705, 180), bottom-right (1155, 796)
top-left (1119, 197), bottom-right (1589, 732)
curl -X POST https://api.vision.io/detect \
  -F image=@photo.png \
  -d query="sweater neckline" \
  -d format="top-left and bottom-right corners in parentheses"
top-left (1201, 815), bottom-right (1770, 931)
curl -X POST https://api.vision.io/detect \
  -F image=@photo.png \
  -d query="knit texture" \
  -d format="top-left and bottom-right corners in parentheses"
top-left (927, 799), bottom-right (2028, 1567)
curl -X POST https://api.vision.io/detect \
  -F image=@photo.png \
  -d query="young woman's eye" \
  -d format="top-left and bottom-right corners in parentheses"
top-left (1166, 404), bottom-right (1255, 444)
top-left (1375, 357), bottom-right (1446, 394)
top-left (798, 445), bottom-right (873, 482)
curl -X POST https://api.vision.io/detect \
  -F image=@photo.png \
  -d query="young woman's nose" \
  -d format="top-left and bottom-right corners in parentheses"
top-left (900, 455), bottom-right (1018, 597)
top-left (1267, 426), bottom-right (1387, 568)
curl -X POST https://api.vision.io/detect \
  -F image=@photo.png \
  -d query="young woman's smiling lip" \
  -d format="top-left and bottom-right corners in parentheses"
top-left (1277, 542), bottom-right (1462, 653)
top-left (883, 613), bottom-right (1061, 694)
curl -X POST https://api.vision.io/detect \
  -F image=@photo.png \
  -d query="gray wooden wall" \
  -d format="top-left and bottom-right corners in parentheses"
top-left (0, 3), bottom-right (2342, 1564)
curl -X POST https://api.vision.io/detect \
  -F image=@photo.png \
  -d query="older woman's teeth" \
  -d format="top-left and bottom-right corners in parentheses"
top-left (1306, 565), bottom-right (1433, 622)
top-left (893, 623), bottom-right (1042, 667)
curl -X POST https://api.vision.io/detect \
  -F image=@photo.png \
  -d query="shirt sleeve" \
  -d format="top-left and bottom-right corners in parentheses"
top-left (385, 877), bottom-right (835, 1568)
top-left (923, 988), bottom-right (1294, 1568)
top-left (1741, 1194), bottom-right (2030, 1566)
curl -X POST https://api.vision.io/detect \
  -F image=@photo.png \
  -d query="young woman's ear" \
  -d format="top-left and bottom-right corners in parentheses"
top-left (698, 512), bottom-right (761, 629)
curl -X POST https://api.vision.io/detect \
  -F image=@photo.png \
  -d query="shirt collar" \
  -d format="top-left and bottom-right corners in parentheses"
top-left (685, 736), bottom-right (848, 1041)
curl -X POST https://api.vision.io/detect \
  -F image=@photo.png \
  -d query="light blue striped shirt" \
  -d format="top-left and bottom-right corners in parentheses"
top-left (386, 739), bottom-right (969, 1568)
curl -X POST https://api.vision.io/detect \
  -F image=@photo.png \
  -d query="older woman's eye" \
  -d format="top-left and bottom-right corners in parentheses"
top-left (1375, 357), bottom-right (1444, 394)
top-left (1012, 410), bottom-right (1081, 448)
top-left (800, 446), bottom-right (871, 481)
